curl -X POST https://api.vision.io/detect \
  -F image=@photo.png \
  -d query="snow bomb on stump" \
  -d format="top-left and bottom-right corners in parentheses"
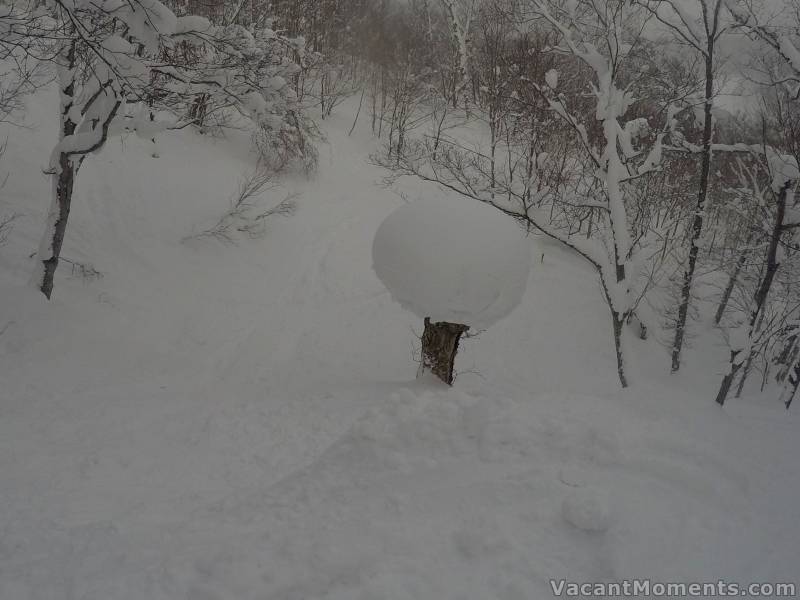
top-left (372, 196), bottom-right (531, 385)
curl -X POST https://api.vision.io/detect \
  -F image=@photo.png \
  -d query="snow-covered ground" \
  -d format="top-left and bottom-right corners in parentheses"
top-left (1, 90), bottom-right (799, 599)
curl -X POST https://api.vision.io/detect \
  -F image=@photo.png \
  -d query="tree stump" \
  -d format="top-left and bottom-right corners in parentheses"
top-left (419, 317), bottom-right (469, 385)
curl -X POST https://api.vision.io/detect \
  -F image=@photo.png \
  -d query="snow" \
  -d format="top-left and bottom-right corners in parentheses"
top-left (639, 133), bottom-right (663, 174)
top-left (174, 15), bottom-right (211, 35)
top-left (1, 89), bottom-right (800, 599)
top-left (101, 35), bottom-right (135, 54)
top-left (243, 90), bottom-right (269, 121)
top-left (114, 0), bottom-right (177, 54)
top-left (729, 325), bottom-right (752, 356)
top-left (544, 68), bottom-right (558, 89)
top-left (778, 36), bottom-right (800, 77)
top-left (562, 487), bottom-right (611, 532)
top-left (371, 196), bottom-right (531, 328)
top-left (787, 200), bottom-right (800, 226)
top-left (766, 147), bottom-right (800, 193)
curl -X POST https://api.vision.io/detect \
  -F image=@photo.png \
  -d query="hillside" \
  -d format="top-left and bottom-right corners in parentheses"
top-left (1, 89), bottom-right (799, 599)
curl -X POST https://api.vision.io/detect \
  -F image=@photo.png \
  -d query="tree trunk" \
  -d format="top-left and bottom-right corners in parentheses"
top-left (672, 45), bottom-right (716, 373)
top-left (32, 40), bottom-right (77, 299)
top-left (776, 336), bottom-right (798, 383)
top-left (716, 180), bottom-right (790, 405)
top-left (784, 358), bottom-right (800, 409)
top-left (714, 243), bottom-right (749, 325)
top-left (442, 0), bottom-right (472, 112)
top-left (716, 350), bottom-right (742, 405)
top-left (748, 183), bottom-right (789, 323)
top-left (732, 329), bottom-right (767, 405)
top-left (611, 310), bottom-right (628, 388)
top-left (36, 156), bottom-right (75, 299)
top-left (734, 351), bottom-right (755, 399)
top-left (419, 317), bottom-right (469, 385)
top-left (733, 181), bottom-right (790, 399)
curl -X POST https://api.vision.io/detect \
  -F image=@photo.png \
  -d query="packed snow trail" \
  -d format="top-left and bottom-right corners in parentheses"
top-left (1, 93), bottom-right (800, 598)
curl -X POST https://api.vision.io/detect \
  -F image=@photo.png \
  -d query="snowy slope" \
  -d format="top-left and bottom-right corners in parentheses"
top-left (1, 89), bottom-right (799, 599)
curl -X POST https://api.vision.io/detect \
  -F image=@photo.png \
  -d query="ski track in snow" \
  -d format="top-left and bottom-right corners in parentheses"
top-left (1, 96), bottom-right (799, 599)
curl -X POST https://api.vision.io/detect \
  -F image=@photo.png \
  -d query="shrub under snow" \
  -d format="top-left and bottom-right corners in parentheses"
top-left (372, 196), bottom-right (531, 329)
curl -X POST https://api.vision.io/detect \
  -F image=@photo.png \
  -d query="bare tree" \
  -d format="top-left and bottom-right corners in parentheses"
top-left (441, 0), bottom-right (478, 109)
top-left (184, 163), bottom-right (297, 244)
top-left (725, 0), bottom-right (800, 96)
top-left (636, 0), bottom-right (731, 373)
top-left (7, 0), bottom-right (307, 298)
top-left (715, 150), bottom-right (799, 405)
top-left (379, 0), bottom-right (672, 388)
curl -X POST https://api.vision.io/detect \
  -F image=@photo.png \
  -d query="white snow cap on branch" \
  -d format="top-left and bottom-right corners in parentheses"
top-left (639, 134), bottom-right (664, 174)
top-left (778, 37), bottom-right (800, 75)
top-left (372, 197), bottom-right (531, 329)
top-left (787, 201), bottom-right (800, 227)
top-left (174, 15), bottom-right (212, 35)
top-left (728, 326), bottom-right (752, 361)
top-left (545, 69), bottom-right (559, 90)
top-left (619, 118), bottom-right (649, 159)
top-left (766, 148), bottom-right (800, 193)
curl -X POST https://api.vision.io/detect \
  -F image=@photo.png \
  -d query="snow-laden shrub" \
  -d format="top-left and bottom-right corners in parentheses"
top-left (372, 196), bottom-right (531, 383)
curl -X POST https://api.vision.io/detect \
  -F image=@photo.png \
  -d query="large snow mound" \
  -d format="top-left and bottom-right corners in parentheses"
top-left (372, 197), bottom-right (531, 328)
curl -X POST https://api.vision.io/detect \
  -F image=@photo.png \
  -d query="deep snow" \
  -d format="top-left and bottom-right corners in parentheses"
top-left (372, 195), bottom-right (530, 329)
top-left (1, 89), bottom-right (799, 599)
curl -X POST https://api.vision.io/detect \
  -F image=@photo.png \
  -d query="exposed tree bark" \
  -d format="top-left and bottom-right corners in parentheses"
top-left (34, 88), bottom-right (120, 298)
top-left (776, 335), bottom-right (798, 383)
top-left (635, 0), bottom-right (727, 373)
top-left (731, 180), bottom-right (791, 399)
top-left (611, 310), bottom-right (628, 388)
top-left (749, 184), bottom-right (789, 329)
top-left (627, 311), bottom-right (648, 340)
top-left (441, 0), bottom-right (474, 110)
top-left (714, 241), bottom-right (750, 325)
top-left (715, 349), bottom-right (742, 405)
top-left (672, 25), bottom-right (718, 372)
top-left (734, 350), bottom-right (755, 398)
top-left (785, 359), bottom-right (800, 409)
top-left (419, 317), bottom-right (469, 385)
top-left (39, 156), bottom-right (76, 299)
top-left (32, 39), bottom-right (77, 299)
top-left (716, 180), bottom-right (791, 405)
